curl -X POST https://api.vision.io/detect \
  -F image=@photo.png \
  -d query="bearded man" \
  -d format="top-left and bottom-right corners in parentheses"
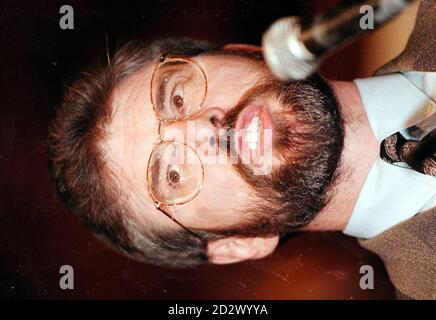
top-left (48, 0), bottom-right (435, 300)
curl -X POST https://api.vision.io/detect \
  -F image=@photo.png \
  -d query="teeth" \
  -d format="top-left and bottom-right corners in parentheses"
top-left (246, 116), bottom-right (261, 150)
top-left (248, 142), bottom-right (257, 150)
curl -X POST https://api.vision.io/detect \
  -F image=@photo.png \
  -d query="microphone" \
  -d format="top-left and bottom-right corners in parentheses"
top-left (262, 0), bottom-right (416, 81)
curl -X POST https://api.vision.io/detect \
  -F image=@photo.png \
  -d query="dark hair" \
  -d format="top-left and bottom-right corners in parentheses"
top-left (48, 39), bottom-right (221, 267)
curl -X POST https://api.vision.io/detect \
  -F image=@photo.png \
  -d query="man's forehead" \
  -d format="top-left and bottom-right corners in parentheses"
top-left (105, 63), bottom-right (155, 167)
top-left (102, 63), bottom-right (170, 228)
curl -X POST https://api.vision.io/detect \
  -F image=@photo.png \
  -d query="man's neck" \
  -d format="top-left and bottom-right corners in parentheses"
top-left (303, 80), bottom-right (379, 232)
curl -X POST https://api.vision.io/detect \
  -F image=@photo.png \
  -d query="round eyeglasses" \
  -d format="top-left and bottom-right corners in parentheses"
top-left (150, 55), bottom-right (207, 121)
top-left (147, 54), bottom-right (208, 237)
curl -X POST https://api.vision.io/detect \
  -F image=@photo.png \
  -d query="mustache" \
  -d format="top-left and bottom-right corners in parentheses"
top-left (214, 78), bottom-right (286, 181)
top-left (221, 77), bottom-right (282, 131)
top-left (218, 77), bottom-right (293, 159)
top-left (216, 78), bottom-right (281, 161)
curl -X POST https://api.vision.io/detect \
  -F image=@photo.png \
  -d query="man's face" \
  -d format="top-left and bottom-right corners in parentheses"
top-left (103, 52), bottom-right (343, 236)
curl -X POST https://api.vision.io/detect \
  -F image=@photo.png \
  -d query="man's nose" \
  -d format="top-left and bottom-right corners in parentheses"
top-left (195, 107), bottom-right (225, 130)
top-left (191, 107), bottom-right (226, 150)
top-left (159, 107), bottom-right (225, 146)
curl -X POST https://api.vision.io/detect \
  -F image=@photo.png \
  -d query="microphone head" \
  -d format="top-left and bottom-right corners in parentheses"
top-left (262, 16), bottom-right (317, 81)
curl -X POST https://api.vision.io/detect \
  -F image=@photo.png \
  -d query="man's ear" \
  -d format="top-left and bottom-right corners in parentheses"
top-left (207, 236), bottom-right (279, 265)
top-left (222, 43), bottom-right (262, 53)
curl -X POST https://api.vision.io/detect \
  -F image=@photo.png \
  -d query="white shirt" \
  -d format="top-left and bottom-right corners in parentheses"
top-left (343, 72), bottom-right (436, 239)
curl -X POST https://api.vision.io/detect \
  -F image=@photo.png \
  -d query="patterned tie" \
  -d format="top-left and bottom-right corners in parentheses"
top-left (380, 128), bottom-right (436, 176)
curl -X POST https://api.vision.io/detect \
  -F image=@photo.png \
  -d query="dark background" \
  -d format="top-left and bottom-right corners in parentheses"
top-left (1, 0), bottom-right (413, 299)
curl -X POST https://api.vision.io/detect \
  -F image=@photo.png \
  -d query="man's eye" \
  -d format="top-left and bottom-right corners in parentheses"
top-left (172, 94), bottom-right (183, 109)
top-left (168, 169), bottom-right (180, 184)
top-left (171, 84), bottom-right (184, 111)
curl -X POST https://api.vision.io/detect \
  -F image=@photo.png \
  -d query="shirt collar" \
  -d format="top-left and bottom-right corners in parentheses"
top-left (343, 72), bottom-right (436, 239)
top-left (355, 72), bottom-right (435, 143)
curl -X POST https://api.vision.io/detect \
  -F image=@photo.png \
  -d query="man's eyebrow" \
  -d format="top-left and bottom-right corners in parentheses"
top-left (150, 154), bottom-right (162, 190)
top-left (157, 79), bottom-right (167, 111)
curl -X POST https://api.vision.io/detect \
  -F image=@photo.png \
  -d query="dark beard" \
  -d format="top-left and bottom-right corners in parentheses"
top-left (208, 74), bottom-right (344, 237)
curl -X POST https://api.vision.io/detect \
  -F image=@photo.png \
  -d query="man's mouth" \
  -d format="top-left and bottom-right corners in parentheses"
top-left (234, 104), bottom-right (274, 166)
